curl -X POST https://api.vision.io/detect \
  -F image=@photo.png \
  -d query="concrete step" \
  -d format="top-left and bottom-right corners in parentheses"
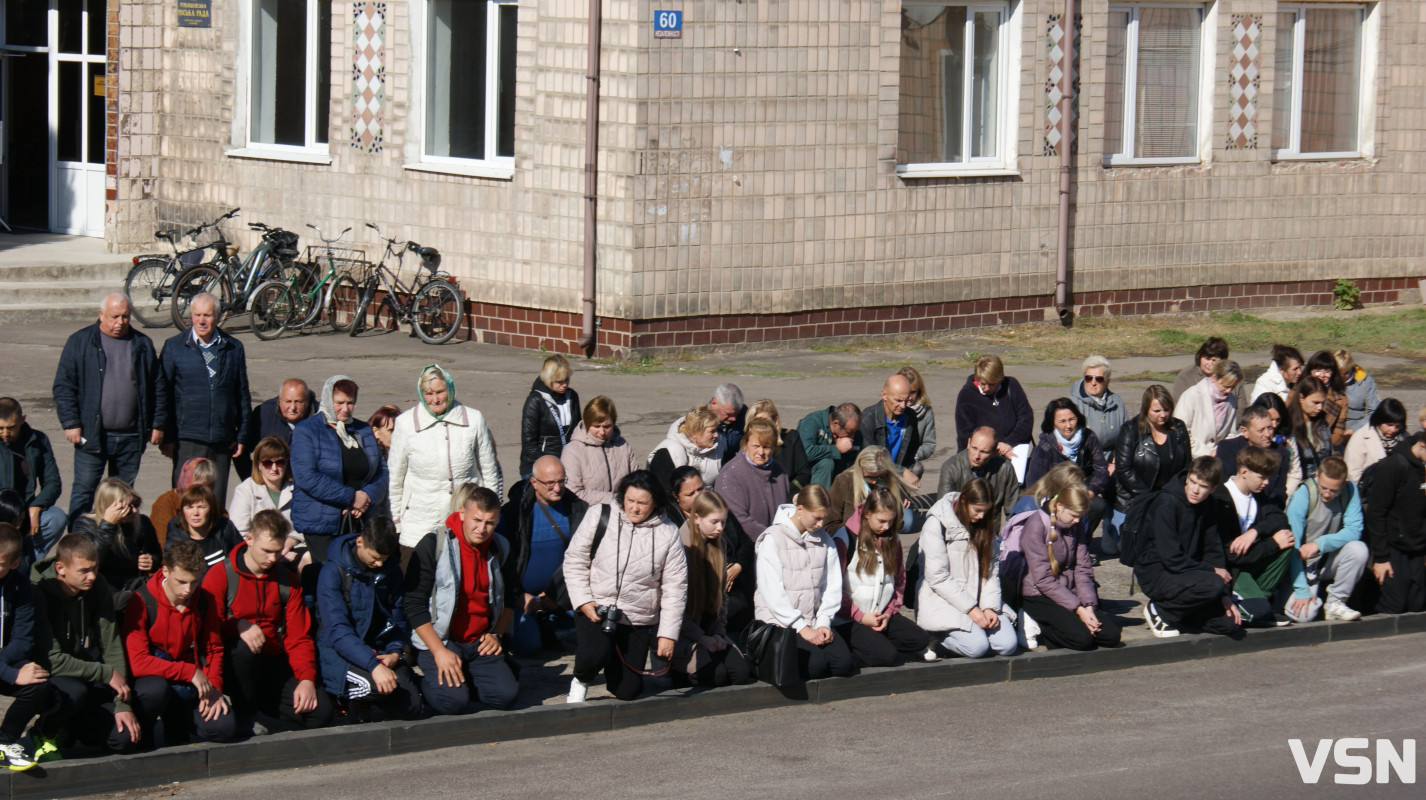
top-left (0, 278), bottom-right (120, 305)
top-left (0, 303), bottom-right (112, 324)
top-left (0, 259), bottom-right (135, 283)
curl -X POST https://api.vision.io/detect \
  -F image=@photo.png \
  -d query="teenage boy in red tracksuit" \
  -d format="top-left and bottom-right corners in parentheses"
top-left (121, 538), bottom-right (235, 746)
top-left (202, 510), bottom-right (332, 733)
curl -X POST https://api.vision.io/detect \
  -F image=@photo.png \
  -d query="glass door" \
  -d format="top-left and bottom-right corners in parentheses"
top-left (2, 0), bottom-right (51, 230)
top-left (52, 0), bottom-right (107, 236)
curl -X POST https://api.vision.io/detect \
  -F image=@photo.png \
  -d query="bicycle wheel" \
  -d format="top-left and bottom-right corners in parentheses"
top-left (412, 280), bottom-right (464, 344)
top-left (124, 258), bottom-right (177, 328)
top-left (352, 295), bottom-right (399, 338)
top-left (169, 265), bottom-right (234, 330)
top-left (249, 280), bottom-right (297, 340)
top-left (328, 274), bottom-right (365, 334)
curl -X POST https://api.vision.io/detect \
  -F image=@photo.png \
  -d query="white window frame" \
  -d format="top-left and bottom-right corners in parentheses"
top-left (228, 0), bottom-right (333, 165)
top-left (897, 1), bottom-right (1022, 179)
top-left (1271, 3), bottom-right (1376, 161)
top-left (1102, 3), bottom-right (1216, 167)
top-left (404, 0), bottom-right (517, 181)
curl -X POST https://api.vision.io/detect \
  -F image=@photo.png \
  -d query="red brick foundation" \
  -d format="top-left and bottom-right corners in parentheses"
top-left (458, 277), bottom-right (1422, 356)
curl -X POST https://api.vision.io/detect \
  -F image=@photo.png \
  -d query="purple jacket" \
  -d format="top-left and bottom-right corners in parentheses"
top-left (716, 453), bottom-right (790, 541)
top-left (1018, 511), bottom-right (1098, 611)
top-left (954, 375), bottom-right (1033, 451)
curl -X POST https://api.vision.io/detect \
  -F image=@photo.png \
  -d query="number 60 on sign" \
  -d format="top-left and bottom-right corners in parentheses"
top-left (654, 10), bottom-right (682, 38)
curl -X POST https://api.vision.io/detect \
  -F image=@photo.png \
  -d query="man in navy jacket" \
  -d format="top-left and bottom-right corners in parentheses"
top-left (155, 293), bottom-right (251, 501)
top-left (0, 399), bottom-right (66, 555)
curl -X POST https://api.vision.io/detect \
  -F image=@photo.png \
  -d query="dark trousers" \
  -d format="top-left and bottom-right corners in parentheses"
top-left (726, 590), bottom-right (753, 635)
top-left (573, 616), bottom-right (655, 701)
top-left (69, 432), bottom-right (144, 518)
top-left (339, 662), bottom-right (423, 720)
top-left (1021, 595), bottom-right (1122, 651)
top-left (1376, 548), bottom-right (1426, 614)
top-left (687, 645), bottom-right (753, 688)
top-left (39, 676), bottom-right (137, 753)
top-left (1136, 565), bottom-right (1231, 629)
top-left (225, 646), bottom-right (333, 730)
top-left (416, 641), bottom-right (519, 715)
top-left (838, 614), bottom-right (931, 668)
top-left (0, 679), bottom-right (51, 744)
top-left (788, 626), bottom-right (855, 680)
top-left (132, 675), bottom-right (237, 745)
top-left (173, 439), bottom-right (233, 501)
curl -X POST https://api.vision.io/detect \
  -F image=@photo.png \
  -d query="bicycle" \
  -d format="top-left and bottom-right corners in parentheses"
top-left (123, 208), bottom-right (240, 328)
top-left (249, 226), bottom-right (367, 340)
top-left (168, 219), bottom-right (306, 330)
top-left (342, 223), bottom-right (463, 345)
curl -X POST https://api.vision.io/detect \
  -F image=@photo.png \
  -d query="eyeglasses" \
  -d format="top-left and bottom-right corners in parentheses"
top-left (533, 478), bottom-right (568, 487)
top-left (1083, 375), bottom-right (1106, 384)
top-left (261, 459), bottom-right (287, 469)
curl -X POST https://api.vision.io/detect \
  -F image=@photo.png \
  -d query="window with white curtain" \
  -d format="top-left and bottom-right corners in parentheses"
top-left (1104, 5), bottom-right (1203, 163)
top-left (425, 0), bottom-right (517, 165)
top-left (249, 0), bottom-right (331, 149)
top-left (897, 2), bottom-right (1013, 173)
top-left (1272, 6), bottom-right (1363, 157)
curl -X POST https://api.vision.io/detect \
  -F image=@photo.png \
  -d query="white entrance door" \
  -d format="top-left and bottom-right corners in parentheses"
top-left (51, 0), bottom-right (107, 236)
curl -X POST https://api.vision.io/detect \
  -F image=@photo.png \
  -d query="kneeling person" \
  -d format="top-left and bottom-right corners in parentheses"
top-left (1215, 444), bottom-right (1295, 623)
top-left (404, 486), bottom-right (518, 715)
top-left (1284, 456), bottom-right (1367, 623)
top-left (0, 524), bottom-right (50, 770)
top-left (121, 539), bottom-right (235, 745)
top-left (317, 515), bottom-right (420, 720)
top-left (204, 510), bottom-right (332, 731)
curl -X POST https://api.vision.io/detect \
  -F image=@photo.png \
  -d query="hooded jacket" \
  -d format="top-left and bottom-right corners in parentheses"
top-left (0, 424), bottom-right (62, 510)
top-left (0, 567), bottom-right (38, 686)
top-left (1249, 361), bottom-right (1291, 404)
top-left (715, 453), bottom-right (790, 543)
top-left (1134, 474), bottom-right (1228, 579)
top-left (1364, 436), bottom-right (1426, 560)
top-left (318, 532), bottom-right (409, 689)
top-left (155, 327), bottom-right (251, 444)
top-left (31, 555), bottom-right (130, 711)
top-left (562, 502), bottom-right (687, 640)
top-left (520, 378), bottom-right (581, 476)
top-left (51, 323), bottom-right (159, 454)
top-left (403, 513), bottom-right (508, 649)
top-left (1018, 509), bottom-right (1099, 612)
top-left (290, 378), bottom-right (388, 537)
top-left (201, 543), bottom-right (317, 682)
top-left (389, 366), bottom-right (503, 547)
top-left (561, 422), bottom-right (640, 506)
top-left (120, 570), bottom-right (224, 690)
top-left (499, 481), bottom-right (589, 609)
top-left (953, 375), bottom-right (1033, 452)
top-left (918, 493), bottom-right (1004, 633)
top-left (1070, 380), bottom-right (1127, 454)
top-left (648, 418), bottom-right (725, 490)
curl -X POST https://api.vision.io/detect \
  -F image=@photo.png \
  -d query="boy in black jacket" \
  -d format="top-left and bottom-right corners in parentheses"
top-left (0, 524), bottom-right (49, 770)
top-left (1366, 433), bottom-right (1426, 613)
top-left (1214, 444), bottom-right (1295, 624)
top-left (1135, 457), bottom-right (1243, 639)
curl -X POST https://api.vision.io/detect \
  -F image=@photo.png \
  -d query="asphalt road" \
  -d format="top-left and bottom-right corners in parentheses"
top-left (91, 633), bottom-right (1426, 800)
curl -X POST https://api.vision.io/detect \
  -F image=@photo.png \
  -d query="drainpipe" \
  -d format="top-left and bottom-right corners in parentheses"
top-left (1054, 0), bottom-right (1075, 322)
top-left (577, 0), bottom-right (603, 354)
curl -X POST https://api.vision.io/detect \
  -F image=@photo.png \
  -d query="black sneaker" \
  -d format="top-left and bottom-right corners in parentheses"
top-left (1143, 603), bottom-right (1181, 638)
top-left (1201, 614), bottom-right (1246, 639)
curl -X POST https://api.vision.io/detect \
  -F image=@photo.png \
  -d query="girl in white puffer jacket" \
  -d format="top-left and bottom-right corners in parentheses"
top-left (389, 365), bottom-right (503, 549)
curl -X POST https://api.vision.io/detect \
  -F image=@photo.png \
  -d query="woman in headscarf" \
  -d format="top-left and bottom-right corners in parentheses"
top-left (290, 375), bottom-right (388, 566)
top-left (389, 364), bottom-right (503, 553)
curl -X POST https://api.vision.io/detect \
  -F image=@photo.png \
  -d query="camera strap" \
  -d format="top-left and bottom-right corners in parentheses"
top-left (615, 642), bottom-right (671, 678)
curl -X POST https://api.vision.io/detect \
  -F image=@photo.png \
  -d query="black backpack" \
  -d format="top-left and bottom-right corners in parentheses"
top-left (1117, 490), bottom-right (1160, 569)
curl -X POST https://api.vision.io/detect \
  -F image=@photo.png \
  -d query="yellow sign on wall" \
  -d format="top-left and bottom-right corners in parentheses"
top-left (93, 75), bottom-right (105, 96)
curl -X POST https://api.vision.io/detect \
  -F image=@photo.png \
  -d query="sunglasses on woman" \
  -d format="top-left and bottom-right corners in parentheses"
top-left (261, 459), bottom-right (288, 469)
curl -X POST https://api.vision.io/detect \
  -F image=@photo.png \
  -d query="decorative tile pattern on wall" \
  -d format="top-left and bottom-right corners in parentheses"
top-left (1044, 13), bottom-right (1081, 157)
top-left (1226, 14), bottom-right (1261, 150)
top-left (351, 2), bottom-right (386, 154)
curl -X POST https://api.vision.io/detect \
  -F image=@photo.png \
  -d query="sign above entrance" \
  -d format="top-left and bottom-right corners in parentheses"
top-left (653, 10), bottom-right (682, 39)
top-left (177, 0), bottom-right (212, 28)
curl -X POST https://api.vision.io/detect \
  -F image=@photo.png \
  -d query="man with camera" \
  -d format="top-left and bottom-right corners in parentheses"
top-left (403, 485), bottom-right (518, 716)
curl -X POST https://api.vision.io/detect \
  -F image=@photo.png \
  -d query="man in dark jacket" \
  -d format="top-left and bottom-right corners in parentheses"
top-left (316, 516), bottom-right (420, 720)
top-left (31, 534), bottom-right (140, 758)
top-left (1213, 444), bottom-right (1294, 624)
top-left (51, 293), bottom-right (161, 519)
top-left (1366, 432), bottom-right (1426, 614)
top-left (861, 373), bottom-right (923, 487)
top-left (1217, 405), bottom-right (1300, 508)
top-left (709, 383), bottom-right (747, 464)
top-left (0, 399), bottom-right (66, 555)
top-left (499, 456), bottom-right (589, 654)
top-left (155, 292), bottom-right (251, 502)
top-left (235, 378), bottom-right (314, 479)
top-left (937, 427), bottom-right (1021, 528)
top-left (0, 524), bottom-right (50, 770)
top-left (1134, 457), bottom-right (1243, 639)
top-left (797, 403), bottom-right (863, 489)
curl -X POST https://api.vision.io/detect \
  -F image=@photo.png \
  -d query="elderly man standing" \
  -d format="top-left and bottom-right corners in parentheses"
top-left (155, 293), bottom-right (250, 502)
top-left (861, 372), bottom-right (923, 487)
top-left (52, 293), bottom-right (161, 519)
top-left (709, 384), bottom-right (746, 464)
top-left (236, 378), bottom-right (314, 479)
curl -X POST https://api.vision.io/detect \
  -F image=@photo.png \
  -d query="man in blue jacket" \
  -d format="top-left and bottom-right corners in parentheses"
top-left (0, 524), bottom-right (50, 770)
top-left (51, 293), bottom-right (160, 519)
top-left (316, 515), bottom-right (419, 720)
top-left (0, 399), bottom-right (66, 556)
top-left (155, 293), bottom-right (251, 502)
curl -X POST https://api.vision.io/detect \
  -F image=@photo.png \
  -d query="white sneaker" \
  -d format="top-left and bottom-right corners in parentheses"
top-left (566, 677), bottom-right (589, 704)
top-left (922, 647), bottom-right (939, 662)
top-left (1324, 600), bottom-right (1362, 621)
top-left (1022, 611), bottom-right (1042, 650)
top-left (1144, 602), bottom-right (1181, 638)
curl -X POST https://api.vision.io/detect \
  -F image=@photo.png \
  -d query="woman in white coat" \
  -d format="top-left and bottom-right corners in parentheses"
top-left (918, 478), bottom-right (1018, 658)
top-left (388, 365), bottom-right (503, 549)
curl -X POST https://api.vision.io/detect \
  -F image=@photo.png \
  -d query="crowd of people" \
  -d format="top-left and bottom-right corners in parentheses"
top-left (0, 293), bottom-right (1419, 768)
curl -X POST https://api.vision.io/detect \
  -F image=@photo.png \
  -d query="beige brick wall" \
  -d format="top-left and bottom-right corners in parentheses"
top-left (110, 0), bottom-right (1426, 323)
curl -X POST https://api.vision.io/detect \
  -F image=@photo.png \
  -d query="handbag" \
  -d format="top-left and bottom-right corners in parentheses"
top-left (745, 620), bottom-right (801, 687)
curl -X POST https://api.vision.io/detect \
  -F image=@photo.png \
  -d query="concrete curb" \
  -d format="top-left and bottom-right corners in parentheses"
top-left (8, 613), bottom-right (1419, 798)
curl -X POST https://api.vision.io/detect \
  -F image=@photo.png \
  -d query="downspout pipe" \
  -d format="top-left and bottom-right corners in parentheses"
top-left (578, 0), bottom-right (602, 354)
top-left (1055, 0), bottom-right (1075, 322)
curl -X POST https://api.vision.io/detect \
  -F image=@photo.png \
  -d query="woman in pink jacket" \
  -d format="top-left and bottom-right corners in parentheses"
top-left (562, 396), bottom-right (640, 506)
top-left (833, 488), bottom-right (929, 667)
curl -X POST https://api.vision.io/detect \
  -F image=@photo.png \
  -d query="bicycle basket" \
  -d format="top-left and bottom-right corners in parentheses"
top-left (304, 245), bottom-right (370, 279)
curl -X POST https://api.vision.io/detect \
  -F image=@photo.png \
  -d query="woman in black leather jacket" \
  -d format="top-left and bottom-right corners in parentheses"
top-left (520, 355), bottom-right (582, 478)
top-left (1114, 385), bottom-right (1191, 516)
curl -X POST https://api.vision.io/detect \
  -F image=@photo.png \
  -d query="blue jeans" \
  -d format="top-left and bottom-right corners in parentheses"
top-left (68, 433), bottom-right (144, 518)
top-left (511, 608), bottom-right (575, 655)
top-left (31, 506), bottom-right (68, 560)
top-left (1100, 508), bottom-right (1127, 554)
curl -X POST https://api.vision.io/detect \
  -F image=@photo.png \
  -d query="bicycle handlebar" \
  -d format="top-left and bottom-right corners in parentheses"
top-left (306, 224), bottom-right (352, 244)
top-left (183, 208), bottom-right (241, 239)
